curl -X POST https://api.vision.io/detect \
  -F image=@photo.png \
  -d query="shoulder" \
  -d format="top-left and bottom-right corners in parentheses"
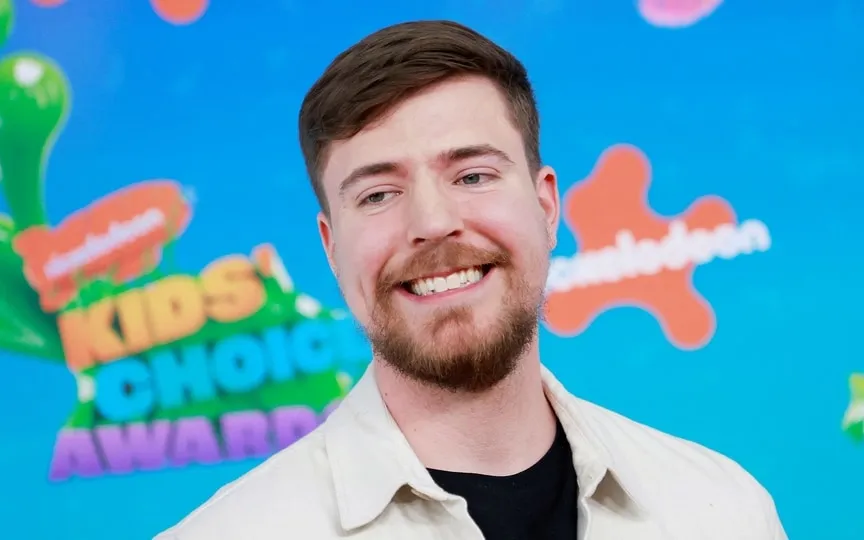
top-left (575, 399), bottom-right (786, 538)
top-left (154, 428), bottom-right (342, 540)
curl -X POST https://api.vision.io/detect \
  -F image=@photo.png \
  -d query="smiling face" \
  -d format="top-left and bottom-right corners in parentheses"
top-left (317, 76), bottom-right (560, 392)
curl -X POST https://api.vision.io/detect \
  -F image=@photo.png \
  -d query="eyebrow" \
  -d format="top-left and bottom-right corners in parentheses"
top-left (337, 144), bottom-right (514, 199)
top-left (438, 144), bottom-right (514, 168)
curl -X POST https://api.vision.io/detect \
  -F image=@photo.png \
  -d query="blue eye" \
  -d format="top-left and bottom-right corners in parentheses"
top-left (459, 173), bottom-right (484, 185)
top-left (364, 192), bottom-right (387, 204)
top-left (359, 191), bottom-right (397, 207)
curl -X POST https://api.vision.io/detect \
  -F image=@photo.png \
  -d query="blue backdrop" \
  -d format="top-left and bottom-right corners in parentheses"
top-left (0, 1), bottom-right (861, 538)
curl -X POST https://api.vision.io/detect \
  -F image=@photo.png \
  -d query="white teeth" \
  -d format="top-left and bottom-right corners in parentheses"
top-left (433, 276), bottom-right (447, 291)
top-left (446, 274), bottom-right (460, 289)
top-left (409, 266), bottom-right (486, 296)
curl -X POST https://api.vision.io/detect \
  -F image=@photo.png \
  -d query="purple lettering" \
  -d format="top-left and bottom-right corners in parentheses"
top-left (95, 421), bottom-right (171, 474)
top-left (221, 411), bottom-right (271, 461)
top-left (48, 429), bottom-right (103, 481)
top-left (271, 406), bottom-right (318, 450)
top-left (171, 417), bottom-right (221, 467)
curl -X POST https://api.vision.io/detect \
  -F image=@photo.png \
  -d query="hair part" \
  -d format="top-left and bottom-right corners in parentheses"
top-left (298, 20), bottom-right (541, 216)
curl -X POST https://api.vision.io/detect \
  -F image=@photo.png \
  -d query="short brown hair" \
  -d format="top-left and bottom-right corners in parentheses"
top-left (298, 20), bottom-right (541, 215)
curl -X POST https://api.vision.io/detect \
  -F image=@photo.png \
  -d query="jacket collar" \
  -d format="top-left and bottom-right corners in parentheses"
top-left (324, 364), bottom-right (649, 531)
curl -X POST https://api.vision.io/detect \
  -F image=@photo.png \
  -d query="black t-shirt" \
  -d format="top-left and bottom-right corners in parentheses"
top-left (428, 420), bottom-right (579, 540)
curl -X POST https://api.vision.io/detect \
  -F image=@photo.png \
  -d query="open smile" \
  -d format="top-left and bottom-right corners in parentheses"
top-left (401, 264), bottom-right (494, 297)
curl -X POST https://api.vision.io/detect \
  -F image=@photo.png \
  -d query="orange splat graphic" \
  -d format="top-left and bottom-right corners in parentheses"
top-left (13, 181), bottom-right (191, 312)
top-left (544, 144), bottom-right (737, 350)
top-left (150, 0), bottom-right (208, 25)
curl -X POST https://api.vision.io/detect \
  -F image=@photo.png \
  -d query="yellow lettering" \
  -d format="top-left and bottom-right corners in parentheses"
top-left (145, 275), bottom-right (206, 345)
top-left (115, 289), bottom-right (153, 355)
top-left (200, 256), bottom-right (265, 323)
top-left (58, 299), bottom-right (127, 370)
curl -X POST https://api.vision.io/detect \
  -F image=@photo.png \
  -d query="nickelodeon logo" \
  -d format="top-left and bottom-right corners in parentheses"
top-left (14, 181), bottom-right (190, 312)
top-left (544, 144), bottom-right (771, 350)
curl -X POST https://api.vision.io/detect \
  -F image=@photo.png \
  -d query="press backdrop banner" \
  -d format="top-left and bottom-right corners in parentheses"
top-left (0, 1), bottom-right (861, 539)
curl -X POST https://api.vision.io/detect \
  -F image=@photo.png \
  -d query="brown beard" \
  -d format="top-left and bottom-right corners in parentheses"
top-left (365, 240), bottom-right (542, 393)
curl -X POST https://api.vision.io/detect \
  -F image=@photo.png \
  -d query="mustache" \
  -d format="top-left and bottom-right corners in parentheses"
top-left (377, 241), bottom-right (511, 292)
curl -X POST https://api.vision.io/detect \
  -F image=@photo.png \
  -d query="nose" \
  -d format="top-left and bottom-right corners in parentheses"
top-left (405, 179), bottom-right (464, 246)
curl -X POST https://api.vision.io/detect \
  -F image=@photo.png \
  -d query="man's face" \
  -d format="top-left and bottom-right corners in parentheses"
top-left (317, 76), bottom-right (560, 393)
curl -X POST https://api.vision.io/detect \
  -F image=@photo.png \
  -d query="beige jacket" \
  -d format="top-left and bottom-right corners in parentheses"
top-left (156, 366), bottom-right (787, 539)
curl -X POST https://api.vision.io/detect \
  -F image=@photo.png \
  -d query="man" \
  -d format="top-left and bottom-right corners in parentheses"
top-left (156, 20), bottom-right (787, 540)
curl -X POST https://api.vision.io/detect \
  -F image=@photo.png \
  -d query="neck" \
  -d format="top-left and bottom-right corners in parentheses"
top-left (374, 341), bottom-right (558, 476)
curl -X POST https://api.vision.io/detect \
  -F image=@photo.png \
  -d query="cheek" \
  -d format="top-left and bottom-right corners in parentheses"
top-left (511, 226), bottom-right (550, 273)
top-left (334, 224), bottom-right (393, 302)
top-left (473, 198), bottom-right (547, 255)
top-left (332, 248), bottom-right (373, 325)
top-left (475, 203), bottom-right (549, 283)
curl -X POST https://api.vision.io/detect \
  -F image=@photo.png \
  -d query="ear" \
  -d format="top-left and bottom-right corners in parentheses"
top-left (317, 211), bottom-right (338, 276)
top-left (534, 166), bottom-right (560, 250)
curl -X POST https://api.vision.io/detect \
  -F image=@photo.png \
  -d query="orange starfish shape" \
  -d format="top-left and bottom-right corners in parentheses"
top-left (544, 144), bottom-right (737, 350)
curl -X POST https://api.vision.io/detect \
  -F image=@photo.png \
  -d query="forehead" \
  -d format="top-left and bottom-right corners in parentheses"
top-left (320, 77), bottom-right (525, 197)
